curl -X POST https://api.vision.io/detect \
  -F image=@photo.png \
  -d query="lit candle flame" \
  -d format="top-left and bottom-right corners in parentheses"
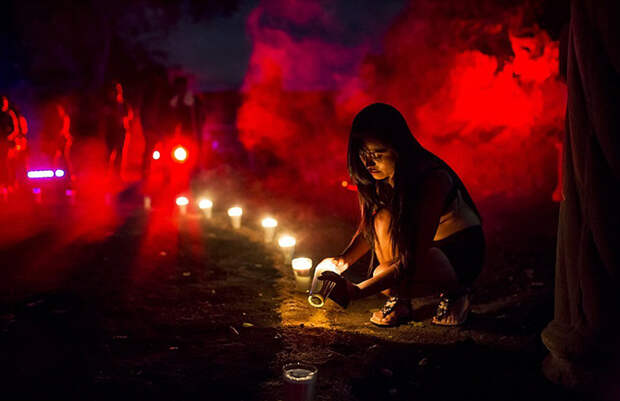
top-left (261, 217), bottom-right (278, 228)
top-left (176, 196), bottom-right (189, 206)
top-left (228, 207), bottom-right (243, 217)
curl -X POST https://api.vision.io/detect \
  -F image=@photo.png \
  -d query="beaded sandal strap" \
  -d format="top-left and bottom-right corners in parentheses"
top-left (380, 297), bottom-right (400, 317)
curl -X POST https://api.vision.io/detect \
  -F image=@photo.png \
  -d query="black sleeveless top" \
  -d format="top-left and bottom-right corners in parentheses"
top-left (417, 159), bottom-right (481, 221)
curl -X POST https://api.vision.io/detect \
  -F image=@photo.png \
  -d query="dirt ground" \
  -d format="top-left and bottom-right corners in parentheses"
top-left (0, 184), bottom-right (585, 400)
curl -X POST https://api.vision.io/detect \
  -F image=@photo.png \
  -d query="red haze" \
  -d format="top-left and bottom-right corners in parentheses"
top-left (237, 0), bottom-right (566, 217)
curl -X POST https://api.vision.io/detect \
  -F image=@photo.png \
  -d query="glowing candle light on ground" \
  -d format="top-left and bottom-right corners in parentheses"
top-left (176, 196), bottom-right (189, 215)
top-left (143, 195), bottom-right (151, 211)
top-left (228, 206), bottom-right (243, 229)
top-left (198, 198), bottom-right (213, 218)
top-left (278, 235), bottom-right (296, 264)
top-left (291, 257), bottom-right (313, 292)
top-left (261, 217), bottom-right (278, 242)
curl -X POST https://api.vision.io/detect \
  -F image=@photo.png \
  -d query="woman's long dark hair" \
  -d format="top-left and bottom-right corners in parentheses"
top-left (347, 103), bottom-right (481, 277)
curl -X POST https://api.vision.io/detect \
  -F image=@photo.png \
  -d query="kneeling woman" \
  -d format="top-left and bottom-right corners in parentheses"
top-left (320, 103), bottom-right (485, 326)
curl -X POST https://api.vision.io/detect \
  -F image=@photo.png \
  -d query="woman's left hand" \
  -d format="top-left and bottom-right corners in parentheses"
top-left (318, 271), bottom-right (361, 309)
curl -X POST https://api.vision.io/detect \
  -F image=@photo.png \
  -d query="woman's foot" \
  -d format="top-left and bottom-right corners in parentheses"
top-left (432, 290), bottom-right (471, 326)
top-left (370, 297), bottom-right (412, 327)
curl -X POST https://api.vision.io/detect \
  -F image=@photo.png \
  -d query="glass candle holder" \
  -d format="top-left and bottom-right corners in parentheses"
top-left (198, 198), bottom-right (213, 218)
top-left (261, 217), bottom-right (278, 242)
top-left (176, 196), bottom-right (189, 215)
top-left (308, 259), bottom-right (345, 308)
top-left (282, 362), bottom-right (317, 401)
top-left (278, 235), bottom-right (296, 264)
top-left (291, 257), bottom-right (312, 292)
top-left (228, 206), bottom-right (242, 229)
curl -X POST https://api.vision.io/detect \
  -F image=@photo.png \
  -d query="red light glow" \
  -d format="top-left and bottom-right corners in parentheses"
top-left (173, 146), bottom-right (188, 162)
top-left (234, 1), bottom-right (567, 217)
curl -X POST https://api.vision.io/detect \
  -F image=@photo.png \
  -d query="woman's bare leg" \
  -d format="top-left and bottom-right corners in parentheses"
top-left (372, 208), bottom-right (470, 325)
top-left (372, 208), bottom-right (398, 297)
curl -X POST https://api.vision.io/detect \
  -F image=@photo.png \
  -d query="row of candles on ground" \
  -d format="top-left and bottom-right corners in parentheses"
top-left (163, 194), bottom-right (339, 308)
top-left (166, 194), bottom-right (326, 397)
top-left (160, 194), bottom-right (295, 249)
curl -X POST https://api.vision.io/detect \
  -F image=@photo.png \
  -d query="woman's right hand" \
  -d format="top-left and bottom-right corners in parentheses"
top-left (320, 257), bottom-right (349, 274)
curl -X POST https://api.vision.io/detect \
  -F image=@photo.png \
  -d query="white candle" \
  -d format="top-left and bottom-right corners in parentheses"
top-left (261, 217), bottom-right (278, 242)
top-left (291, 257), bottom-right (313, 292)
top-left (176, 196), bottom-right (189, 215)
top-left (278, 235), bottom-right (296, 264)
top-left (198, 198), bottom-right (213, 218)
top-left (228, 206), bottom-right (243, 229)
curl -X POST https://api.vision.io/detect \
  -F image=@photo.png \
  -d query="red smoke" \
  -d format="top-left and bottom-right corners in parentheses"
top-left (237, 0), bottom-right (566, 216)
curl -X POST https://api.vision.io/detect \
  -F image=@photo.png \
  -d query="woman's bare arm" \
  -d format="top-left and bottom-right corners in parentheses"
top-left (339, 229), bottom-right (371, 268)
top-left (355, 170), bottom-right (452, 297)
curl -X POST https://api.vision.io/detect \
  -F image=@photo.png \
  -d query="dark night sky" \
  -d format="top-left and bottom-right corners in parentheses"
top-left (134, 0), bottom-right (408, 90)
top-left (1, 0), bottom-right (408, 92)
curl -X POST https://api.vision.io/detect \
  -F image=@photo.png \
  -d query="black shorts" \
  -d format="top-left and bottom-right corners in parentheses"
top-left (432, 225), bottom-right (485, 287)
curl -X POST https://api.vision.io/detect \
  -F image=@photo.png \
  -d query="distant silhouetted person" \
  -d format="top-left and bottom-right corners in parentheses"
top-left (101, 82), bottom-right (131, 178)
top-left (317, 103), bottom-right (484, 327)
top-left (168, 76), bottom-right (202, 164)
top-left (541, 1), bottom-right (620, 397)
top-left (169, 77), bottom-right (196, 135)
top-left (3, 97), bottom-right (28, 190)
top-left (0, 96), bottom-right (13, 189)
top-left (52, 104), bottom-right (74, 180)
top-left (140, 67), bottom-right (168, 178)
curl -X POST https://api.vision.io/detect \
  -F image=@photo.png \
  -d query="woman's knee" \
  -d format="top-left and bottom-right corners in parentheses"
top-left (372, 261), bottom-right (392, 277)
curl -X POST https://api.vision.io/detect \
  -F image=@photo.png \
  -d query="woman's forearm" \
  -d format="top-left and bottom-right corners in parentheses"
top-left (339, 230), bottom-right (371, 267)
top-left (356, 262), bottom-right (399, 298)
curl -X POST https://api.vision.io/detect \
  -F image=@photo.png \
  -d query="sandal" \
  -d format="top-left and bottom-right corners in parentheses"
top-left (431, 289), bottom-right (471, 326)
top-left (370, 296), bottom-right (412, 327)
